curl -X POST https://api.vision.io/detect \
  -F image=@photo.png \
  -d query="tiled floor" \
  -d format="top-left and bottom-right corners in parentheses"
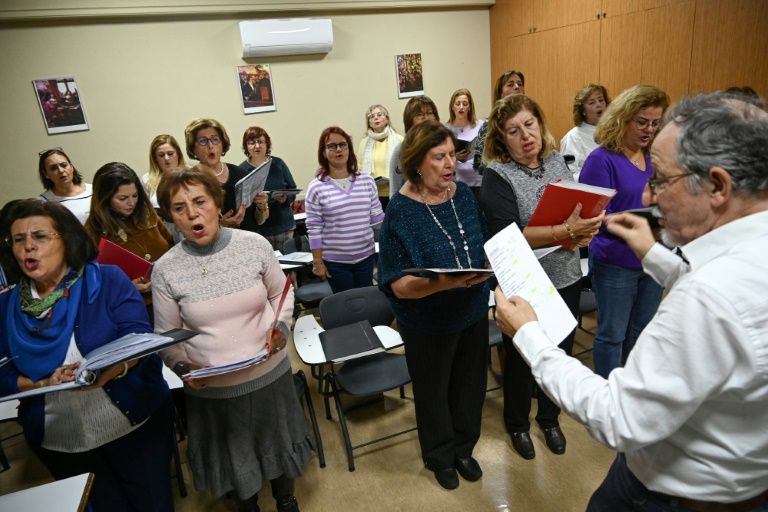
top-left (0, 313), bottom-right (613, 511)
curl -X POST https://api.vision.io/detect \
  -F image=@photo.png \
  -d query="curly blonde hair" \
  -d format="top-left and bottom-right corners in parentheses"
top-left (594, 85), bottom-right (669, 153)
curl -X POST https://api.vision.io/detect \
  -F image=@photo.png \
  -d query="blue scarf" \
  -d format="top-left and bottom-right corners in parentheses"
top-left (6, 262), bottom-right (101, 382)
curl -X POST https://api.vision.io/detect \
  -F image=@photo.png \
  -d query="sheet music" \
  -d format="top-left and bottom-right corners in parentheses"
top-left (235, 158), bottom-right (272, 210)
top-left (484, 223), bottom-right (577, 345)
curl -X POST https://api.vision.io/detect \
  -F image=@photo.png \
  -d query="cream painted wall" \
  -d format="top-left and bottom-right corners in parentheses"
top-left (0, 9), bottom-right (491, 205)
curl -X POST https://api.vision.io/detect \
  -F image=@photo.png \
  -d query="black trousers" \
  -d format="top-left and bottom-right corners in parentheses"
top-left (399, 318), bottom-right (488, 469)
top-left (33, 397), bottom-right (174, 512)
top-left (503, 280), bottom-right (580, 432)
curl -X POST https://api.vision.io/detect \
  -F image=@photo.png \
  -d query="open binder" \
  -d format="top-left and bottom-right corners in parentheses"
top-left (0, 328), bottom-right (198, 402)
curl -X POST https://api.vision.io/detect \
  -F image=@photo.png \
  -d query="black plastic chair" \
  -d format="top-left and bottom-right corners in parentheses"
top-left (293, 369), bottom-right (326, 468)
top-left (318, 286), bottom-right (413, 471)
top-left (282, 236), bottom-right (333, 316)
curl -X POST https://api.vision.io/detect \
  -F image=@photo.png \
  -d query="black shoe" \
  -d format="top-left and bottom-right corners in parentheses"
top-left (276, 495), bottom-right (300, 512)
top-left (229, 492), bottom-right (260, 512)
top-left (542, 426), bottom-right (566, 455)
top-left (431, 467), bottom-right (459, 490)
top-left (454, 457), bottom-right (482, 481)
top-left (510, 431), bottom-right (536, 460)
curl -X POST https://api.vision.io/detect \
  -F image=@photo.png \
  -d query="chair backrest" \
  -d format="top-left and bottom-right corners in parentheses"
top-left (282, 235), bottom-right (311, 254)
top-left (319, 286), bottom-right (394, 330)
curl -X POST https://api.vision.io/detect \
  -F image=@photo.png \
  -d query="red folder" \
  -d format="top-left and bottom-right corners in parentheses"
top-left (528, 181), bottom-right (616, 248)
top-left (96, 238), bottom-right (153, 281)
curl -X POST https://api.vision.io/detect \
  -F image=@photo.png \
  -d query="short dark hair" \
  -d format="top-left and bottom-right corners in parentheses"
top-left (316, 126), bottom-right (358, 180)
top-left (1, 199), bottom-right (97, 281)
top-left (184, 118), bottom-right (231, 160)
top-left (399, 121), bottom-right (457, 186)
top-left (403, 96), bottom-right (440, 132)
top-left (241, 126), bottom-right (272, 157)
top-left (156, 166), bottom-right (224, 221)
top-left (37, 148), bottom-right (84, 191)
top-left (493, 70), bottom-right (525, 102)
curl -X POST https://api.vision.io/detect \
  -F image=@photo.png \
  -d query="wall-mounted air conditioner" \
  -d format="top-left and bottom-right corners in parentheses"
top-left (239, 18), bottom-right (333, 58)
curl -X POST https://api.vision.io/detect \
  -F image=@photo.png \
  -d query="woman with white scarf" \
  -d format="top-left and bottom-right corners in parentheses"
top-left (357, 104), bottom-right (403, 210)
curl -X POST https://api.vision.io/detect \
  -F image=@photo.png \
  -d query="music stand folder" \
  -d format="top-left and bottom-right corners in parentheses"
top-left (319, 320), bottom-right (384, 362)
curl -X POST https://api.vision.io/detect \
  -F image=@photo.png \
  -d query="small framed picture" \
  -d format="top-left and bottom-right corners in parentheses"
top-left (395, 53), bottom-right (424, 98)
top-left (237, 64), bottom-right (277, 114)
top-left (33, 77), bottom-right (89, 134)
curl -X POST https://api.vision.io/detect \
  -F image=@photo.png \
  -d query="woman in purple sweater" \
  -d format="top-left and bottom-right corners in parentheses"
top-left (579, 84), bottom-right (669, 378)
top-left (305, 127), bottom-right (384, 293)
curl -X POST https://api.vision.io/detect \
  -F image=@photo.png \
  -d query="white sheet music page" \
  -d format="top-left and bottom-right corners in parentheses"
top-left (484, 223), bottom-right (577, 345)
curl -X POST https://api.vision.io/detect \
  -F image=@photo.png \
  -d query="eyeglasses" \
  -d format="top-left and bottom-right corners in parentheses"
top-left (367, 112), bottom-right (386, 119)
top-left (413, 111), bottom-right (435, 120)
top-left (633, 117), bottom-right (661, 130)
top-left (196, 136), bottom-right (221, 147)
top-left (247, 138), bottom-right (267, 146)
top-left (38, 147), bottom-right (63, 157)
top-left (4, 231), bottom-right (60, 246)
top-left (325, 142), bottom-right (348, 152)
top-left (647, 172), bottom-right (694, 194)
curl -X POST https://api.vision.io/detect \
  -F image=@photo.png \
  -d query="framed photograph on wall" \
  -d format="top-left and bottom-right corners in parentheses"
top-left (395, 53), bottom-right (424, 98)
top-left (237, 64), bottom-right (277, 114)
top-left (32, 76), bottom-right (89, 134)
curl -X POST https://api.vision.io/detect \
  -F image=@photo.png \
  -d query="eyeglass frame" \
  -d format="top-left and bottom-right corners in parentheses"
top-left (413, 111), bottom-right (436, 120)
top-left (196, 136), bottom-right (222, 147)
top-left (647, 172), bottom-right (695, 194)
top-left (367, 111), bottom-right (387, 119)
top-left (38, 147), bottom-right (64, 157)
top-left (4, 230), bottom-right (61, 247)
top-left (633, 117), bottom-right (662, 131)
top-left (246, 138), bottom-right (267, 146)
top-left (325, 142), bottom-right (349, 152)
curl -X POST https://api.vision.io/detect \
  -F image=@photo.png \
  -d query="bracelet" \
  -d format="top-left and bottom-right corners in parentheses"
top-left (563, 222), bottom-right (576, 240)
top-left (550, 225), bottom-right (559, 243)
top-left (114, 362), bottom-right (129, 380)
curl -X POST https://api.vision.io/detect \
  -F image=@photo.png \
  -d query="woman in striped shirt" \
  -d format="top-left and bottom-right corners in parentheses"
top-left (305, 127), bottom-right (384, 293)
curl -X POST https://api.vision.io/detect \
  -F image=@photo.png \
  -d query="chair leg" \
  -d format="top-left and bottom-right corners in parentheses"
top-left (329, 377), bottom-right (356, 472)
top-left (296, 370), bottom-right (326, 469)
top-left (322, 374), bottom-right (333, 420)
top-left (0, 442), bottom-right (10, 471)
top-left (399, 385), bottom-right (405, 399)
top-left (170, 405), bottom-right (187, 498)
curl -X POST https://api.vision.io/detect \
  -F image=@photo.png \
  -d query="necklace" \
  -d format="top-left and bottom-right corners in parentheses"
top-left (193, 250), bottom-right (216, 277)
top-left (517, 160), bottom-right (546, 179)
top-left (420, 187), bottom-right (472, 269)
top-left (214, 162), bottom-right (226, 177)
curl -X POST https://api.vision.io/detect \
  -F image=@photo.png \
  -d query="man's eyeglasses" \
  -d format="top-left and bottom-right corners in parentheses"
top-left (196, 136), bottom-right (221, 147)
top-left (4, 231), bottom-right (60, 246)
top-left (325, 142), bottom-right (348, 152)
top-left (647, 172), bottom-right (694, 194)
top-left (633, 117), bottom-right (662, 130)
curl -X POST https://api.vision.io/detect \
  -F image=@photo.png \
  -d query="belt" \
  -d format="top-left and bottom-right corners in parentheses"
top-left (651, 487), bottom-right (768, 512)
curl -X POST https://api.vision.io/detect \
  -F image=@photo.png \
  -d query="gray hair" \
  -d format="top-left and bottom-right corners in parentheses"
top-left (665, 92), bottom-right (768, 194)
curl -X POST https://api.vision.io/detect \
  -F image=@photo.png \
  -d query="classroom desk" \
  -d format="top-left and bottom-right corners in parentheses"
top-left (0, 473), bottom-right (93, 511)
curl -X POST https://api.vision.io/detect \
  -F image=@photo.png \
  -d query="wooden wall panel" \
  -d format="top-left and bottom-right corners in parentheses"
top-left (641, 1), bottom-right (694, 102)
top-left (689, 0), bottom-right (768, 97)
top-left (599, 10), bottom-right (645, 97)
top-left (535, 0), bottom-right (600, 32)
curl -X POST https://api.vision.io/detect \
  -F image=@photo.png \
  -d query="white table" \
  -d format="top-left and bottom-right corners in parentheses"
top-left (0, 473), bottom-right (93, 511)
top-left (293, 315), bottom-right (403, 365)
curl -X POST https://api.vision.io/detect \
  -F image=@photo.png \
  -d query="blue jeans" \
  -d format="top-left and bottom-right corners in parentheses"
top-left (324, 255), bottom-right (375, 294)
top-left (588, 454), bottom-right (768, 512)
top-left (590, 257), bottom-right (662, 378)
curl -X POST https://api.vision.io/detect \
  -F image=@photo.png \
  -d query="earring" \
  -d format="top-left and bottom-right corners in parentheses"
top-left (417, 169), bottom-right (422, 176)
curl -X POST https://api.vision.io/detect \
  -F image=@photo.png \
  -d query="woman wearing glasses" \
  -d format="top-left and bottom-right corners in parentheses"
top-left (388, 96), bottom-right (440, 197)
top-left (142, 134), bottom-right (186, 208)
top-left (579, 84), bottom-right (669, 378)
top-left (357, 104), bottom-right (403, 208)
top-left (473, 70), bottom-right (526, 175)
top-left (239, 126), bottom-right (298, 249)
top-left (305, 127), bottom-right (383, 293)
top-left (37, 148), bottom-right (93, 224)
top-left (0, 199), bottom-right (174, 511)
top-left (184, 118), bottom-right (268, 230)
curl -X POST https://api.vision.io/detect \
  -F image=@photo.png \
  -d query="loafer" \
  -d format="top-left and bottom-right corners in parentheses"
top-left (276, 495), bottom-right (300, 512)
top-left (542, 426), bottom-right (566, 455)
top-left (511, 431), bottom-right (536, 460)
top-left (455, 456), bottom-right (482, 481)
top-left (431, 467), bottom-right (459, 490)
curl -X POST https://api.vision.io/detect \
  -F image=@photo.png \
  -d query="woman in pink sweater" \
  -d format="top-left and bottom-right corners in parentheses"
top-left (152, 168), bottom-right (310, 512)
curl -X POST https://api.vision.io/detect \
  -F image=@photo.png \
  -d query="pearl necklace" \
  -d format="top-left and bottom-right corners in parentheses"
top-left (214, 162), bottom-right (226, 177)
top-left (420, 187), bottom-right (472, 269)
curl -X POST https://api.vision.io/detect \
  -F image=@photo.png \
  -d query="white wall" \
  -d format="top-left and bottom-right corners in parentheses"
top-left (0, 8), bottom-right (491, 205)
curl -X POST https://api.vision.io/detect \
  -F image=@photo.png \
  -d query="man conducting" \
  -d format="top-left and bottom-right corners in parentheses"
top-left (494, 91), bottom-right (768, 511)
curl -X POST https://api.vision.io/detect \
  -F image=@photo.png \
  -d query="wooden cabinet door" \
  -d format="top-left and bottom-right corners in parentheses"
top-left (534, 0), bottom-right (601, 32)
top-left (601, 0), bottom-right (684, 17)
top-left (689, 0), bottom-right (768, 98)
top-left (599, 1), bottom-right (694, 103)
top-left (491, 0), bottom-right (534, 38)
top-left (506, 22), bottom-right (601, 141)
